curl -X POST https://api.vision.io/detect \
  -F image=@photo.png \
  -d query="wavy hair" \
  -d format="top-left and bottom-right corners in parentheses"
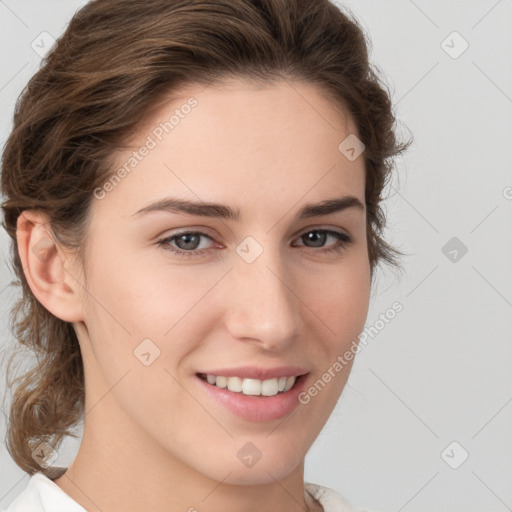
top-left (1, 0), bottom-right (411, 476)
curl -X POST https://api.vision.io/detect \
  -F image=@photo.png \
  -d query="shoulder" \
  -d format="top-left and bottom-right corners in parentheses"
top-left (1, 470), bottom-right (86, 512)
top-left (305, 482), bottom-right (371, 512)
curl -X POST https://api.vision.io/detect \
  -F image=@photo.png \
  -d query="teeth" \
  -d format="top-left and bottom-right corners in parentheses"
top-left (216, 375), bottom-right (227, 388)
top-left (203, 374), bottom-right (297, 396)
top-left (284, 376), bottom-right (295, 392)
top-left (226, 376), bottom-right (243, 393)
top-left (242, 378), bottom-right (262, 395)
top-left (261, 378), bottom-right (279, 396)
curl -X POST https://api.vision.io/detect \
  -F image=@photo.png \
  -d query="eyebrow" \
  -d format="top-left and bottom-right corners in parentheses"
top-left (133, 195), bottom-right (364, 221)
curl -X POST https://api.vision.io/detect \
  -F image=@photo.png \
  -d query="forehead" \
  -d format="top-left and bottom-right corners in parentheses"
top-left (95, 77), bottom-right (365, 218)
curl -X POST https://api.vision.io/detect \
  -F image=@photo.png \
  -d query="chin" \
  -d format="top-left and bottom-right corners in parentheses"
top-left (222, 461), bottom-right (301, 486)
top-left (203, 443), bottom-right (305, 486)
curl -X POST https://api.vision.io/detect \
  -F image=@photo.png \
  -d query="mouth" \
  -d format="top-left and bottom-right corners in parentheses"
top-left (197, 372), bottom-right (303, 397)
top-left (195, 368), bottom-right (309, 421)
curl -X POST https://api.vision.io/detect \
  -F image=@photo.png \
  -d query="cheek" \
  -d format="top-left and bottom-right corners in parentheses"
top-left (307, 254), bottom-right (371, 337)
top-left (85, 248), bottom-right (222, 333)
top-left (299, 261), bottom-right (370, 415)
top-left (79, 258), bottom-right (203, 418)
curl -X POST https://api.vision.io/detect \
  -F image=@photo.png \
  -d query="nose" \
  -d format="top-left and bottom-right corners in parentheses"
top-left (224, 245), bottom-right (303, 351)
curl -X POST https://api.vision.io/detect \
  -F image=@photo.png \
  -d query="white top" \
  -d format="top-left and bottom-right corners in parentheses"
top-left (1, 471), bottom-right (369, 512)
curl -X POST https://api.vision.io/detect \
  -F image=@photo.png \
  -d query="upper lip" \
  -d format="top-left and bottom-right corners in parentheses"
top-left (197, 365), bottom-right (309, 380)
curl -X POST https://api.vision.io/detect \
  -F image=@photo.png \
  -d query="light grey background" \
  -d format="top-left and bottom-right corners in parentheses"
top-left (1, 1), bottom-right (511, 511)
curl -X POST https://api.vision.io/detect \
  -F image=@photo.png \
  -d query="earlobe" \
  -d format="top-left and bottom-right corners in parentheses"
top-left (16, 210), bottom-right (85, 322)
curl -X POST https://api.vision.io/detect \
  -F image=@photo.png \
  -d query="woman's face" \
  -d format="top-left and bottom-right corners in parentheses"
top-left (74, 78), bottom-right (370, 485)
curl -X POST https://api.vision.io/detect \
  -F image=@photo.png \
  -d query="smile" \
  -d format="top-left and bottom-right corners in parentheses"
top-left (198, 373), bottom-right (296, 396)
top-left (195, 366), bottom-right (309, 421)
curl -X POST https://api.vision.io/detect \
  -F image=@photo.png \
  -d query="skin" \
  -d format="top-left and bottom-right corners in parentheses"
top-left (17, 77), bottom-right (371, 512)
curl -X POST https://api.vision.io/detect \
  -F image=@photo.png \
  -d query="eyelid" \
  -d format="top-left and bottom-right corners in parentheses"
top-left (156, 225), bottom-right (353, 259)
top-left (293, 223), bottom-right (351, 238)
top-left (158, 224), bottom-right (351, 244)
top-left (156, 227), bottom-right (217, 243)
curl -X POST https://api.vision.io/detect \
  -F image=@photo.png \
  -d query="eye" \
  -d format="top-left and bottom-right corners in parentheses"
top-left (156, 228), bottom-right (353, 259)
top-left (156, 231), bottom-right (216, 258)
top-left (293, 229), bottom-right (353, 254)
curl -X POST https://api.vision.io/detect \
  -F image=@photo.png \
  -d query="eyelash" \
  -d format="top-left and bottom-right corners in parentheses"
top-left (156, 229), bottom-right (353, 259)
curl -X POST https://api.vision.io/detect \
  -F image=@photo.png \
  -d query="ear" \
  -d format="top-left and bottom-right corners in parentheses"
top-left (16, 210), bottom-right (85, 322)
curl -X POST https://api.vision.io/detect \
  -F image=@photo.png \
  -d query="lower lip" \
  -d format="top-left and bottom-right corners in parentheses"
top-left (196, 374), bottom-right (309, 422)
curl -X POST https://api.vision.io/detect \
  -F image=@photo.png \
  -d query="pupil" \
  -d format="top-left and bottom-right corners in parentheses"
top-left (306, 231), bottom-right (325, 247)
top-left (178, 234), bottom-right (199, 250)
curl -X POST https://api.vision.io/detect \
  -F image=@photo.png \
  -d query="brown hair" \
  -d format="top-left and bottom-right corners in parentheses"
top-left (1, 0), bottom-right (411, 476)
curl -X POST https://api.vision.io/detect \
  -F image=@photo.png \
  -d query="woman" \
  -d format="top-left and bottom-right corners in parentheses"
top-left (0, 0), bottom-right (410, 510)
